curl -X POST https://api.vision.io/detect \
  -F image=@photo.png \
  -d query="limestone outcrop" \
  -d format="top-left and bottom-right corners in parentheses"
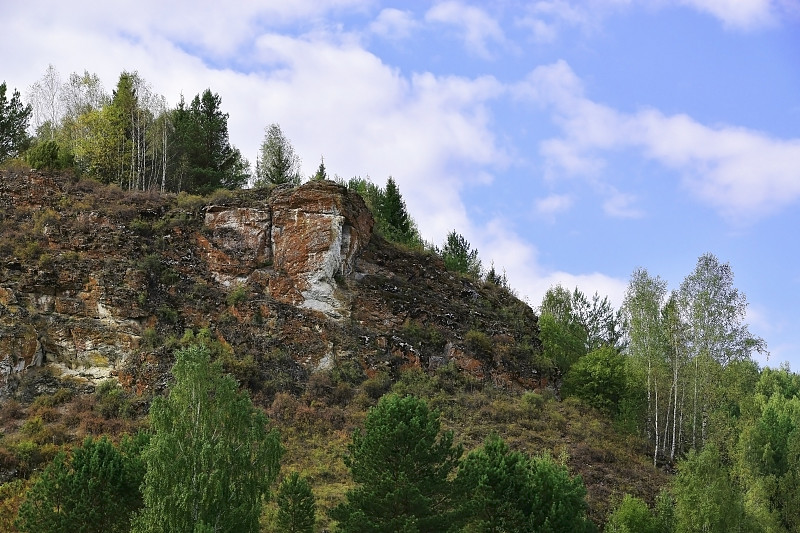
top-left (0, 170), bottom-right (540, 401)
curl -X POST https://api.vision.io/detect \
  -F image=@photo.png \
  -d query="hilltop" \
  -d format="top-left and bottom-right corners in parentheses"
top-left (0, 169), bottom-right (665, 527)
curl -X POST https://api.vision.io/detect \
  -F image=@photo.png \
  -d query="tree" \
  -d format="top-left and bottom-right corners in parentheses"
top-left (0, 82), bottom-right (32, 161)
top-left (623, 268), bottom-right (670, 464)
top-left (331, 394), bottom-right (462, 532)
top-left (171, 90), bottom-right (248, 194)
top-left (16, 434), bottom-right (147, 533)
top-left (377, 177), bottom-right (416, 245)
top-left (27, 64), bottom-right (63, 140)
top-left (679, 253), bottom-right (766, 449)
top-left (672, 445), bottom-right (749, 533)
top-left (441, 230), bottom-right (482, 278)
top-left (255, 123), bottom-right (301, 187)
top-left (605, 494), bottom-right (661, 533)
top-left (133, 344), bottom-right (283, 533)
top-left (527, 453), bottom-right (596, 533)
top-left (538, 286), bottom-right (588, 374)
top-left (563, 345), bottom-right (628, 415)
top-left (276, 471), bottom-right (316, 533)
top-left (455, 434), bottom-right (533, 532)
top-left (311, 156), bottom-right (327, 181)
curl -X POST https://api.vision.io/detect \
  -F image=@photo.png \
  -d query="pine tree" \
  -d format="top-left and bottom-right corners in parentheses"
top-left (255, 123), bottom-right (301, 187)
top-left (16, 434), bottom-right (147, 533)
top-left (276, 471), bottom-right (316, 533)
top-left (331, 394), bottom-right (462, 532)
top-left (0, 82), bottom-right (32, 161)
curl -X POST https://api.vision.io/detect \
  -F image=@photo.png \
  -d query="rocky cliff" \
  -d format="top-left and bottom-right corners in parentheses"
top-left (0, 170), bottom-right (542, 402)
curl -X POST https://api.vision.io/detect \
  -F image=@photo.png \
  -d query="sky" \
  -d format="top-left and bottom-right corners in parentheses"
top-left (3, 0), bottom-right (800, 369)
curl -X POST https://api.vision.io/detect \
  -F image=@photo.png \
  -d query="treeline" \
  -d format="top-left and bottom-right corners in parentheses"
top-left (0, 66), bottom-right (311, 194)
top-left (3, 67), bottom-right (500, 287)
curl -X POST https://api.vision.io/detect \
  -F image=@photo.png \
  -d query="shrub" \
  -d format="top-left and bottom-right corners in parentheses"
top-left (226, 284), bottom-right (248, 307)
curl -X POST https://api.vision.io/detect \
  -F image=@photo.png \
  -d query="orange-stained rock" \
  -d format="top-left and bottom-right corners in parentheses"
top-left (268, 181), bottom-right (373, 318)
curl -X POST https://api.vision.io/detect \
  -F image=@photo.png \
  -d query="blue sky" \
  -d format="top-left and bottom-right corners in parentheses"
top-left (4, 0), bottom-right (800, 368)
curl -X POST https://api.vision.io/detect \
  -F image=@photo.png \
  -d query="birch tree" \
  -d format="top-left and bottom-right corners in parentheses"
top-left (133, 344), bottom-right (283, 533)
top-left (678, 253), bottom-right (766, 449)
top-left (623, 268), bottom-right (668, 464)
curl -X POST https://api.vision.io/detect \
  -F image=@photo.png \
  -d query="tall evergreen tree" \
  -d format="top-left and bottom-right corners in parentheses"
top-left (276, 471), bottom-right (316, 533)
top-left (331, 394), bottom-right (462, 533)
top-left (255, 123), bottom-right (301, 187)
top-left (170, 89), bottom-right (248, 194)
top-left (133, 344), bottom-right (282, 533)
top-left (0, 82), bottom-right (32, 161)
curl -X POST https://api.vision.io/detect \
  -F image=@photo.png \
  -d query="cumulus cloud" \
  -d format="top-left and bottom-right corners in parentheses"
top-left (369, 8), bottom-right (419, 40)
top-left (425, 1), bottom-right (507, 58)
top-left (535, 193), bottom-right (574, 221)
top-left (475, 219), bottom-right (629, 308)
top-left (516, 60), bottom-right (800, 222)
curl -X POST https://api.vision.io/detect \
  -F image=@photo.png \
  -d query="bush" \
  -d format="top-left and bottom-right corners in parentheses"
top-left (465, 329), bottom-right (493, 363)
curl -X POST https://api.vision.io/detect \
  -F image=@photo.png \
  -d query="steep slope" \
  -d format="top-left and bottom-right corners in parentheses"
top-left (0, 170), bottom-right (542, 401)
top-left (0, 170), bottom-right (666, 526)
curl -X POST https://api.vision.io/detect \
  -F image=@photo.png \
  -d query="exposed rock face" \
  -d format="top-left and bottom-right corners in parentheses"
top-left (269, 181), bottom-right (373, 318)
top-left (0, 170), bottom-right (540, 401)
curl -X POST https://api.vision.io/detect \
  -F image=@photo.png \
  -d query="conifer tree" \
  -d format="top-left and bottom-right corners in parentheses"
top-left (276, 471), bottom-right (316, 533)
top-left (331, 394), bottom-right (462, 532)
top-left (0, 82), bottom-right (32, 161)
top-left (16, 434), bottom-right (147, 533)
top-left (255, 123), bottom-right (301, 187)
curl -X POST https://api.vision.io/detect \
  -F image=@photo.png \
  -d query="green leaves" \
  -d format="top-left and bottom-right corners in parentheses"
top-left (332, 394), bottom-right (462, 533)
top-left (133, 344), bottom-right (283, 533)
top-left (16, 435), bottom-right (146, 533)
top-left (0, 82), bottom-right (32, 162)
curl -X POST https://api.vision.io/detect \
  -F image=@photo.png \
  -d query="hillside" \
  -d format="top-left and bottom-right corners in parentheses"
top-left (0, 169), bottom-right (666, 527)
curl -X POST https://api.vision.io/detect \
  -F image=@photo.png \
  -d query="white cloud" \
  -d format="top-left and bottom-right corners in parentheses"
top-left (425, 1), bottom-right (507, 58)
top-left (535, 193), bottom-right (574, 220)
top-left (369, 8), bottom-right (418, 40)
top-left (602, 188), bottom-right (644, 219)
top-left (517, 60), bottom-right (800, 222)
top-left (676, 0), bottom-right (775, 29)
top-left (475, 219), bottom-right (629, 308)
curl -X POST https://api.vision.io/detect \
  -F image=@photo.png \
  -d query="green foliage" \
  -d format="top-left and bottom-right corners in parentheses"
top-left (441, 230), bottom-right (482, 278)
top-left (227, 284), bottom-right (248, 307)
top-left (527, 452), bottom-right (596, 533)
top-left (25, 139), bottom-right (74, 170)
top-left (455, 434), bottom-right (534, 532)
top-left (255, 123), bottom-right (301, 187)
top-left (133, 344), bottom-right (283, 533)
top-left (311, 156), bottom-right (327, 181)
top-left (331, 394), bottom-right (462, 532)
top-left (94, 380), bottom-right (132, 419)
top-left (345, 176), bottom-right (423, 247)
top-left (738, 390), bottom-right (800, 531)
top-left (605, 494), bottom-right (665, 533)
top-left (563, 346), bottom-right (628, 415)
top-left (16, 434), bottom-right (146, 533)
top-left (672, 445), bottom-right (748, 533)
top-left (0, 82), bottom-right (32, 161)
top-left (465, 329), bottom-right (493, 364)
top-left (276, 471), bottom-right (316, 533)
top-left (172, 89), bottom-right (249, 194)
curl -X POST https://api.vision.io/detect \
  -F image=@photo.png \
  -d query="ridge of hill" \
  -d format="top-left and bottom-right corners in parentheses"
top-left (0, 170), bottom-right (666, 526)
